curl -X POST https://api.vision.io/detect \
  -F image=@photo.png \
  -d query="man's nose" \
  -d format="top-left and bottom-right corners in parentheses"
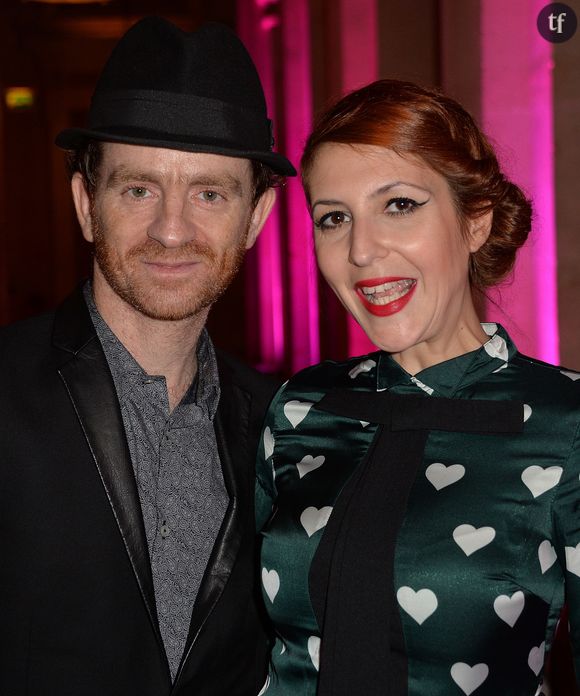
top-left (348, 219), bottom-right (389, 267)
top-left (147, 194), bottom-right (196, 247)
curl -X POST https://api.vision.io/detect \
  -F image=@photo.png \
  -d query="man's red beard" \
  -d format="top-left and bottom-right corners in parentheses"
top-left (91, 214), bottom-right (250, 321)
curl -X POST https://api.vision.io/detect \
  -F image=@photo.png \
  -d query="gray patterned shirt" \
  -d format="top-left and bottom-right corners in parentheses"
top-left (84, 285), bottom-right (229, 681)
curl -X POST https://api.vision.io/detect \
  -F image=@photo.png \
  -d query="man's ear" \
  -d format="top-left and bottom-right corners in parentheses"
top-left (466, 209), bottom-right (493, 253)
top-left (71, 172), bottom-right (95, 243)
top-left (245, 187), bottom-right (276, 250)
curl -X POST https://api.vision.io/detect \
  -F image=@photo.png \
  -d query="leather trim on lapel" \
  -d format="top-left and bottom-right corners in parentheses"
top-left (175, 357), bottom-right (250, 682)
top-left (52, 290), bottom-right (163, 654)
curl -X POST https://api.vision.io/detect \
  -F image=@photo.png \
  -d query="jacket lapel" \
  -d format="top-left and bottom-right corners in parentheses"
top-left (52, 289), bottom-right (163, 652)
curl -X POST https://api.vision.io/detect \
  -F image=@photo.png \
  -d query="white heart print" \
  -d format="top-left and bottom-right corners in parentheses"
top-left (283, 400), bottom-right (314, 428)
top-left (538, 540), bottom-right (557, 574)
top-left (262, 567), bottom-right (280, 603)
top-left (263, 427), bottom-right (275, 460)
top-left (396, 586), bottom-right (438, 625)
top-left (493, 591), bottom-right (525, 627)
top-left (308, 636), bottom-right (321, 671)
top-left (425, 463), bottom-right (465, 491)
top-left (453, 525), bottom-right (496, 556)
top-left (528, 641), bottom-right (545, 676)
top-left (300, 506), bottom-right (333, 537)
top-left (297, 454), bottom-right (325, 479)
top-left (450, 662), bottom-right (489, 694)
top-left (565, 543), bottom-right (580, 577)
top-left (521, 465), bottom-right (562, 498)
top-left (523, 404), bottom-right (532, 422)
top-left (348, 359), bottom-right (376, 379)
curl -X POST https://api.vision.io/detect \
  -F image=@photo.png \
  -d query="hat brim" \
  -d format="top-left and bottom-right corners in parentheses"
top-left (55, 126), bottom-right (297, 177)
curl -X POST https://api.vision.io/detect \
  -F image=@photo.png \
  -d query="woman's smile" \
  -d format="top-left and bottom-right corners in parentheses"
top-left (355, 277), bottom-right (417, 316)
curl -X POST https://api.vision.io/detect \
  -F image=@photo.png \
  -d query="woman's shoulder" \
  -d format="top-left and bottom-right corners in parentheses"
top-left (266, 352), bottom-right (381, 424)
top-left (509, 351), bottom-right (580, 403)
top-left (285, 352), bottom-right (381, 393)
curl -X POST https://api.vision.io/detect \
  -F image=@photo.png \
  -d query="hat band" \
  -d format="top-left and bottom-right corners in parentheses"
top-left (90, 89), bottom-right (273, 150)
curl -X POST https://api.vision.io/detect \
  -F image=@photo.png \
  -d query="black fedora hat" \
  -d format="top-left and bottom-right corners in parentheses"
top-left (56, 17), bottom-right (296, 176)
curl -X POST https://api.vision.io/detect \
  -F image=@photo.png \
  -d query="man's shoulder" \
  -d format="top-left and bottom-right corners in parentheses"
top-left (0, 309), bottom-right (56, 358)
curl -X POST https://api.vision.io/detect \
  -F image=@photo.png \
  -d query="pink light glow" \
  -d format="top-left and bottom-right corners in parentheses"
top-left (281, 0), bottom-right (320, 372)
top-left (237, 1), bottom-right (285, 372)
top-left (340, 0), bottom-right (379, 357)
top-left (481, 0), bottom-right (558, 362)
top-left (239, 0), bottom-right (319, 373)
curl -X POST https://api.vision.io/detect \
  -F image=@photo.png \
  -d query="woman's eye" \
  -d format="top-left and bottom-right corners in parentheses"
top-left (315, 211), bottom-right (351, 230)
top-left (127, 187), bottom-right (150, 199)
top-left (385, 197), bottom-right (423, 215)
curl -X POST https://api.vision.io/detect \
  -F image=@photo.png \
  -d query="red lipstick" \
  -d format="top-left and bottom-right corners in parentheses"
top-left (355, 277), bottom-right (416, 317)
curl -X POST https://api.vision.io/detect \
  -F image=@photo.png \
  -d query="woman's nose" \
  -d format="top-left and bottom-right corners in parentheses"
top-left (348, 219), bottom-right (389, 267)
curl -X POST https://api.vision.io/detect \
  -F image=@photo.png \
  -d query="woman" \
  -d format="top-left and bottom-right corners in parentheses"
top-left (256, 79), bottom-right (580, 696)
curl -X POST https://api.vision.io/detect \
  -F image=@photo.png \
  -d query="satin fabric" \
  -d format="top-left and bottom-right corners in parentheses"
top-left (256, 324), bottom-right (580, 696)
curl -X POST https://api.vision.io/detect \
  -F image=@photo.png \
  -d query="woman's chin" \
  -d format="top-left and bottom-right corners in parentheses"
top-left (360, 328), bottom-right (419, 356)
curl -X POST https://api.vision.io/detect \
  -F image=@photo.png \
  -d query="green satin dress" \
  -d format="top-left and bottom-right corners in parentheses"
top-left (256, 324), bottom-right (580, 696)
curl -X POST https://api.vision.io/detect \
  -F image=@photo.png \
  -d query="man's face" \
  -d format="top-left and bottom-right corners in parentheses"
top-left (72, 143), bottom-right (274, 322)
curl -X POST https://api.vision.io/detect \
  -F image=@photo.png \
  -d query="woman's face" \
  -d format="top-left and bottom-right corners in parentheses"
top-left (308, 143), bottom-right (489, 369)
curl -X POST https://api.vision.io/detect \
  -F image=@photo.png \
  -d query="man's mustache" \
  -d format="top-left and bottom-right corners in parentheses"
top-left (123, 238), bottom-right (218, 264)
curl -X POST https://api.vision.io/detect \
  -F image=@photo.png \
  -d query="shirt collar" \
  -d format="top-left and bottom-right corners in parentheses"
top-left (375, 323), bottom-right (517, 397)
top-left (83, 282), bottom-right (220, 419)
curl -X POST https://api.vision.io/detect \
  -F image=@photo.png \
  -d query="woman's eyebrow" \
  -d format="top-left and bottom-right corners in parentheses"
top-left (311, 181), bottom-right (432, 211)
top-left (311, 199), bottom-right (343, 212)
top-left (370, 181), bottom-right (431, 198)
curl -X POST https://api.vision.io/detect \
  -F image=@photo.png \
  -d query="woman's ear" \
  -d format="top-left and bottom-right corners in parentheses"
top-left (466, 209), bottom-right (493, 253)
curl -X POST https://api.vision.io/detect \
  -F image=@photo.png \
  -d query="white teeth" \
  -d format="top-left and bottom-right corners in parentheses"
top-left (359, 279), bottom-right (415, 305)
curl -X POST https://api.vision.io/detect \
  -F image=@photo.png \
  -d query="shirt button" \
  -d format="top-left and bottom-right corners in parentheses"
top-left (160, 524), bottom-right (170, 538)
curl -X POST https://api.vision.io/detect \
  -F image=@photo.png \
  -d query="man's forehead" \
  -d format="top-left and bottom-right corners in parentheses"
top-left (100, 141), bottom-right (253, 183)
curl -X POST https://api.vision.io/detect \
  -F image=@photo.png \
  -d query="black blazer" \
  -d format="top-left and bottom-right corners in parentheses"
top-left (0, 289), bottom-right (276, 696)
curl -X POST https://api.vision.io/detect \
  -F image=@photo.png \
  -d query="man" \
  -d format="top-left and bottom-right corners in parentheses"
top-left (0, 17), bottom-right (295, 696)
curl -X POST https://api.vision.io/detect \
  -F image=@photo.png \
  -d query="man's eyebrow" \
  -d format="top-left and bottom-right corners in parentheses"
top-left (105, 167), bottom-right (245, 196)
top-left (189, 174), bottom-right (245, 196)
top-left (105, 167), bottom-right (158, 189)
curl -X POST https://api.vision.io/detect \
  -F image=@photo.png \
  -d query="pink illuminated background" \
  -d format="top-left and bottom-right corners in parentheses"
top-left (238, 0), bottom-right (559, 371)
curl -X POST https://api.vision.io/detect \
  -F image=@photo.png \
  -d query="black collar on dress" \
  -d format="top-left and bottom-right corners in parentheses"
top-left (316, 388), bottom-right (524, 433)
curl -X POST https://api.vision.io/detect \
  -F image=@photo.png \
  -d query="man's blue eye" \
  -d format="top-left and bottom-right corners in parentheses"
top-left (129, 187), bottom-right (149, 198)
top-left (201, 191), bottom-right (221, 202)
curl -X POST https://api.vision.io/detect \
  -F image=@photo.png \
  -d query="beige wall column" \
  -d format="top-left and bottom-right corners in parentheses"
top-left (554, 27), bottom-right (580, 370)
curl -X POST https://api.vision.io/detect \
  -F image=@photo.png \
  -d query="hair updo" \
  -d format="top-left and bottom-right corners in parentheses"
top-left (301, 79), bottom-right (532, 289)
